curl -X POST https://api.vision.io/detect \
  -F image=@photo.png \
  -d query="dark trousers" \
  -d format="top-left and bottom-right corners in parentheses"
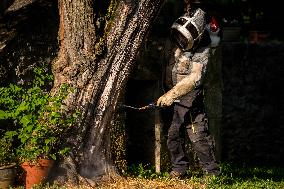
top-left (167, 89), bottom-right (219, 174)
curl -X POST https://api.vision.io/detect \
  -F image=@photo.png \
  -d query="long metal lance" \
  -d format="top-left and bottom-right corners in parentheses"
top-left (120, 100), bottom-right (188, 111)
top-left (120, 103), bottom-right (157, 110)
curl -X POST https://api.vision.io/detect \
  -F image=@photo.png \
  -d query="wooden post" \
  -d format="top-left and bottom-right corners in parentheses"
top-left (154, 79), bottom-right (162, 174)
top-left (154, 108), bottom-right (161, 173)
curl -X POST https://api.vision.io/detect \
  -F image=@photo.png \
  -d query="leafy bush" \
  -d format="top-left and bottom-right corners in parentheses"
top-left (0, 68), bottom-right (80, 164)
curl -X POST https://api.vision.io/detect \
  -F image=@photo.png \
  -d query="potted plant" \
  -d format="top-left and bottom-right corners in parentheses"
top-left (0, 68), bottom-right (79, 188)
top-left (18, 85), bottom-right (79, 189)
top-left (0, 132), bottom-right (17, 189)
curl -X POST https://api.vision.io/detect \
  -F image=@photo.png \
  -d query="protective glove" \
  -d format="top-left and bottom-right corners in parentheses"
top-left (157, 92), bottom-right (175, 107)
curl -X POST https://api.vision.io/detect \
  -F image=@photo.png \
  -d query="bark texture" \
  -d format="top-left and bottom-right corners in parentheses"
top-left (50, 0), bottom-right (165, 184)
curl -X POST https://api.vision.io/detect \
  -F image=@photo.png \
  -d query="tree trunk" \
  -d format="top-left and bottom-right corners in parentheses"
top-left (0, 0), bottom-right (15, 15)
top-left (50, 0), bottom-right (165, 184)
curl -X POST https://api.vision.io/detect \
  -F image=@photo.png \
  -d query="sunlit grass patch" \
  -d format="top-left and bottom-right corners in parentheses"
top-left (11, 163), bottom-right (284, 189)
top-left (98, 177), bottom-right (202, 189)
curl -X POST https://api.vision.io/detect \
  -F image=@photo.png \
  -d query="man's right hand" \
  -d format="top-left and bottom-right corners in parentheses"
top-left (156, 93), bottom-right (175, 107)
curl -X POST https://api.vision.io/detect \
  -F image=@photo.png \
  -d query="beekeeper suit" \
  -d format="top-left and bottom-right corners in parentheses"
top-left (157, 7), bottom-right (220, 177)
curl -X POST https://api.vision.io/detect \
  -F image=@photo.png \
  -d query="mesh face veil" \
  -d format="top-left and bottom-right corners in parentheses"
top-left (170, 8), bottom-right (206, 51)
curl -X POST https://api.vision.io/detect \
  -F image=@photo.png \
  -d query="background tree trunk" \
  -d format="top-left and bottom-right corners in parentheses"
top-left (0, 0), bottom-right (15, 16)
top-left (50, 0), bottom-right (165, 184)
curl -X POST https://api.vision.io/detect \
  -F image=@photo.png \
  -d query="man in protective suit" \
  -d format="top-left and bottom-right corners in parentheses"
top-left (156, 1), bottom-right (220, 178)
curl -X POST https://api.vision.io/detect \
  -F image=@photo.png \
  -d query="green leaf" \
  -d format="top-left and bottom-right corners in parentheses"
top-left (43, 146), bottom-right (49, 153)
top-left (17, 102), bottom-right (29, 111)
top-left (59, 147), bottom-right (70, 155)
top-left (50, 154), bottom-right (56, 160)
top-left (0, 110), bottom-right (7, 119)
top-left (20, 115), bottom-right (32, 127)
top-left (45, 137), bottom-right (56, 145)
top-left (4, 131), bottom-right (17, 139)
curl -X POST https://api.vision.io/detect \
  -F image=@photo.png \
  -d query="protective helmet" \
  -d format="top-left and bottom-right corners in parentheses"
top-left (170, 8), bottom-right (206, 51)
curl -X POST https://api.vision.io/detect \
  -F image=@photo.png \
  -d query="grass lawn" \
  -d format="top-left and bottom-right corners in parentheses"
top-left (12, 163), bottom-right (284, 189)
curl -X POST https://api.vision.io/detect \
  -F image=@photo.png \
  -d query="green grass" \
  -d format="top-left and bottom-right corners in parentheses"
top-left (10, 163), bottom-right (284, 189)
top-left (124, 163), bottom-right (284, 189)
top-left (204, 163), bottom-right (284, 189)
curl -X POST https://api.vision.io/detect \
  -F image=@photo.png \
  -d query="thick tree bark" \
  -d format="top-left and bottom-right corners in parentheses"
top-left (50, 0), bottom-right (165, 184)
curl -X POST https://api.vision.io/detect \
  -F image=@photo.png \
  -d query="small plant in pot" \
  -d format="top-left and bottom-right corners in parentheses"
top-left (0, 131), bottom-right (17, 189)
top-left (0, 68), bottom-right (79, 189)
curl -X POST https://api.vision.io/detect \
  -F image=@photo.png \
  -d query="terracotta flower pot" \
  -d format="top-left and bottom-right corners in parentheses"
top-left (21, 159), bottom-right (54, 189)
top-left (0, 163), bottom-right (17, 189)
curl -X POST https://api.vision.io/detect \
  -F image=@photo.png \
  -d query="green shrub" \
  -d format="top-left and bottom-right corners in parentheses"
top-left (0, 68), bottom-right (80, 164)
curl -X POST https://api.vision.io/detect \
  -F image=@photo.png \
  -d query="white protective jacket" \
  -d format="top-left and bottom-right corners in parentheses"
top-left (157, 45), bottom-right (210, 107)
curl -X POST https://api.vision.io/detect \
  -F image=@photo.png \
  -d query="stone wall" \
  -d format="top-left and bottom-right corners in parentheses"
top-left (221, 42), bottom-right (284, 166)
